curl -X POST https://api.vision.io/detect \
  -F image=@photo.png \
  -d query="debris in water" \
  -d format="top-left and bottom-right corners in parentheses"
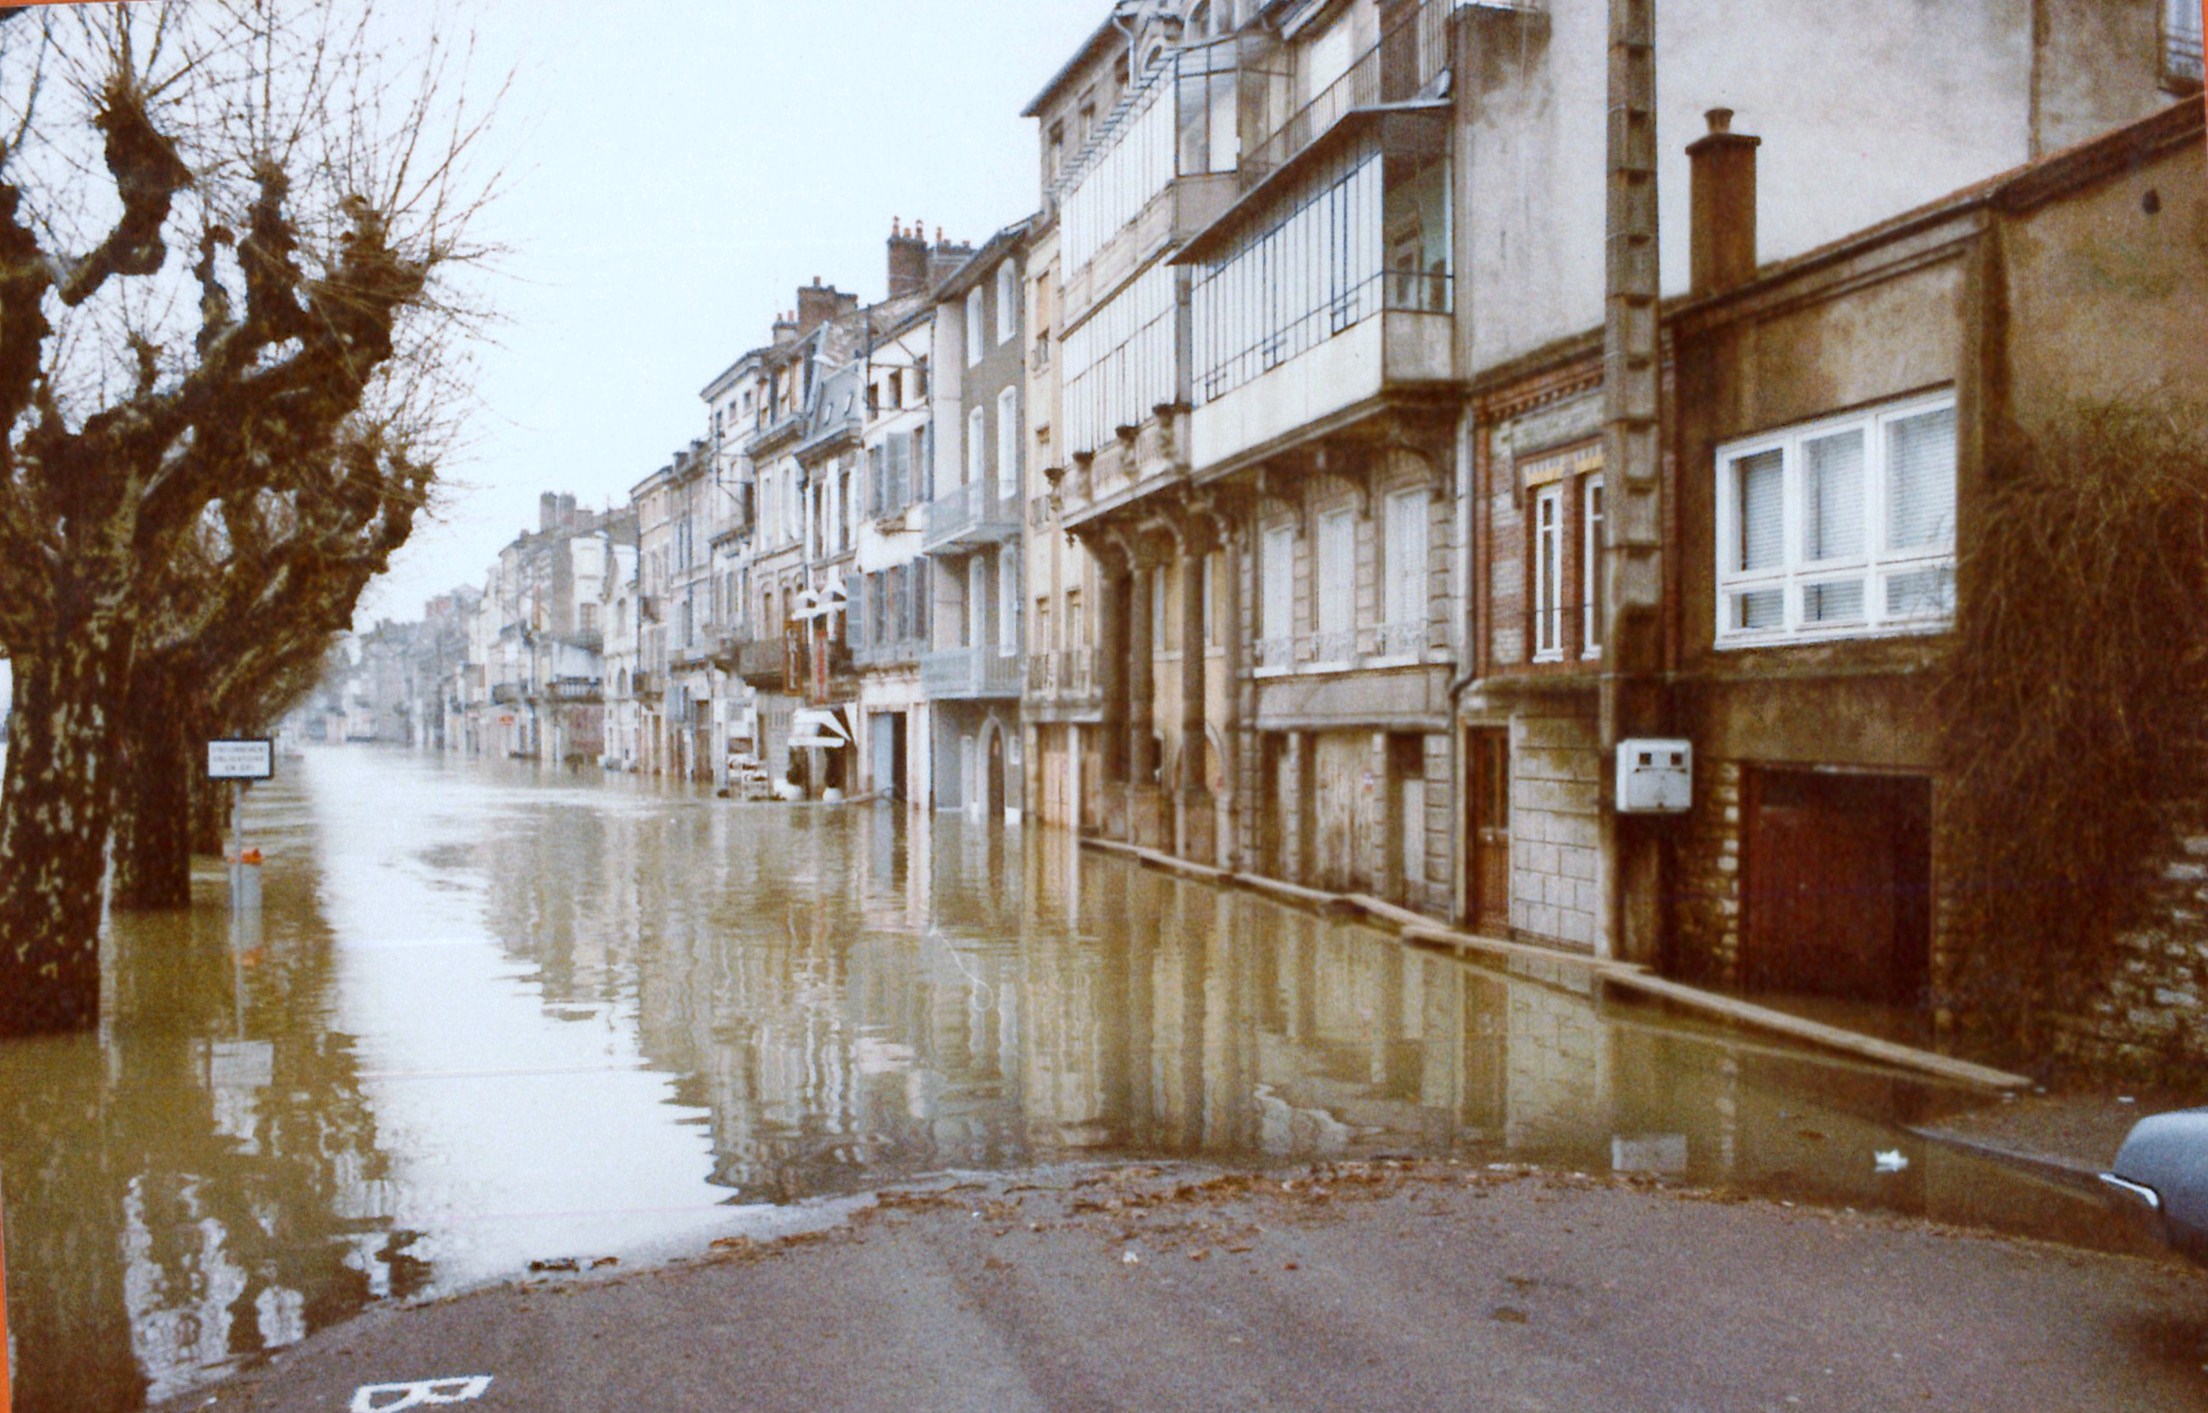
top-left (1873, 1150), bottom-right (1909, 1173)
top-left (1122, 1249), bottom-right (1140, 1265)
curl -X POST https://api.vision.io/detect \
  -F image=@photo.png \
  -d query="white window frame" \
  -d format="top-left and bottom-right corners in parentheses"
top-left (995, 261), bottom-right (1019, 346)
top-left (966, 287), bottom-right (985, 367)
top-left (996, 386), bottom-right (1020, 502)
top-left (1531, 482), bottom-right (1563, 662)
top-left (1581, 474), bottom-right (1604, 660)
top-left (1713, 390), bottom-right (1958, 648)
top-left (999, 547), bottom-right (1019, 655)
top-left (966, 405), bottom-right (986, 489)
top-left (1382, 488), bottom-right (1426, 631)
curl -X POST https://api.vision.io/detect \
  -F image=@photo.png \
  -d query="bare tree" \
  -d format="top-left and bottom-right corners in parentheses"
top-left (0, 2), bottom-right (494, 1032)
top-left (112, 414), bottom-right (436, 908)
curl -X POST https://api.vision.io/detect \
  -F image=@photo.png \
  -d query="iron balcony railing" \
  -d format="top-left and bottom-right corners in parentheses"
top-left (921, 647), bottom-right (1023, 699)
top-left (922, 479), bottom-right (1023, 551)
top-left (1240, 0), bottom-right (1456, 193)
top-left (852, 635), bottom-right (925, 668)
top-left (545, 677), bottom-right (603, 703)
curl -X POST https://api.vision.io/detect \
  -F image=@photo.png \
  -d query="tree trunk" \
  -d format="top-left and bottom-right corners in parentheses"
top-left (111, 664), bottom-right (195, 910)
top-left (190, 770), bottom-right (229, 857)
top-left (0, 634), bottom-right (130, 1034)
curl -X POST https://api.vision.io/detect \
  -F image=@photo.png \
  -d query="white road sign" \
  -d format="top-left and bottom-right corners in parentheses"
top-left (206, 738), bottom-right (274, 780)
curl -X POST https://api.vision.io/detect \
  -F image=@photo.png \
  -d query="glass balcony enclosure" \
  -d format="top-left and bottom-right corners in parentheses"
top-left (1185, 111), bottom-right (1452, 472)
top-left (1057, 39), bottom-right (1241, 278)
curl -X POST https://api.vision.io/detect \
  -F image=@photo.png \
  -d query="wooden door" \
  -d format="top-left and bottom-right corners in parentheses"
top-left (1468, 729), bottom-right (1510, 932)
top-left (1744, 770), bottom-right (1931, 1004)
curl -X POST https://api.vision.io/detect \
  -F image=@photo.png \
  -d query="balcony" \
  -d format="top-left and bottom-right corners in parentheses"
top-left (631, 670), bottom-right (656, 698)
top-left (852, 636), bottom-right (925, 670)
top-left (1256, 622), bottom-right (1436, 676)
top-left (1182, 107), bottom-right (1456, 475)
top-left (1239, 0), bottom-right (1457, 192)
top-left (733, 637), bottom-right (788, 690)
top-left (922, 479), bottom-right (1022, 553)
top-left (489, 682), bottom-right (524, 705)
top-left (922, 647), bottom-right (1023, 700)
top-left (545, 677), bottom-right (603, 704)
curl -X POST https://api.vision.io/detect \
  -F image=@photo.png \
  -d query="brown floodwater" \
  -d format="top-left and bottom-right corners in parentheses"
top-left (0, 747), bottom-right (2129, 1410)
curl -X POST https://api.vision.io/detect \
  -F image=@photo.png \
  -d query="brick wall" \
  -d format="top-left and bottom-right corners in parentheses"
top-left (2050, 831), bottom-right (2208, 1081)
top-left (1670, 757), bottom-right (1744, 985)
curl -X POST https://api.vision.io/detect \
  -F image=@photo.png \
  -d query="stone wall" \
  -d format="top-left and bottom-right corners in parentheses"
top-left (1669, 757), bottom-right (1744, 986)
top-left (1508, 699), bottom-right (1602, 950)
top-left (2051, 831), bottom-right (2208, 1082)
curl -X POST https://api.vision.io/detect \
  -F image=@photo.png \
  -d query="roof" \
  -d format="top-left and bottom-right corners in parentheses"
top-left (1021, 12), bottom-right (1124, 119)
top-left (932, 216), bottom-right (1039, 302)
top-left (1678, 96), bottom-right (2205, 319)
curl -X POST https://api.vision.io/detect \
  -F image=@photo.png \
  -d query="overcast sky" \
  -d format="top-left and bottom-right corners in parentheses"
top-left (355, 0), bottom-right (1107, 625)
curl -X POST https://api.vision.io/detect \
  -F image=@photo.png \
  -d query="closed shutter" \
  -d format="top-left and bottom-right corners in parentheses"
top-left (1262, 524), bottom-right (1294, 642)
top-left (1317, 510), bottom-right (1353, 635)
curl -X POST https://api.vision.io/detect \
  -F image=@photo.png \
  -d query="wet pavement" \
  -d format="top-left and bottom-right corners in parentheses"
top-left (0, 748), bottom-right (2166, 1410)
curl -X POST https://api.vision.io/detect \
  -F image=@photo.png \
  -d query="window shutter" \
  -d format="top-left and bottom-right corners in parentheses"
top-left (1262, 525), bottom-right (1294, 640)
top-left (869, 445), bottom-right (885, 518)
top-left (914, 559), bottom-right (930, 640)
top-left (1885, 406), bottom-right (1956, 552)
top-left (1317, 510), bottom-right (1354, 635)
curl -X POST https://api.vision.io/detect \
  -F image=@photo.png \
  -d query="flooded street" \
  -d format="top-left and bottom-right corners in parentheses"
top-left (0, 748), bottom-right (2134, 1411)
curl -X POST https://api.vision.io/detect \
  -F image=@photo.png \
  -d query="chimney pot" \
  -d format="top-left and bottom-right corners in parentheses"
top-left (1706, 107), bottom-right (1732, 134)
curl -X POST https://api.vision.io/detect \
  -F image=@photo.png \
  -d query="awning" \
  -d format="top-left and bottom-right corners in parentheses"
top-left (788, 706), bottom-right (851, 749)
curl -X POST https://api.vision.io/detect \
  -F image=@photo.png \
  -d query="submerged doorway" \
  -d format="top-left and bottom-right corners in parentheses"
top-left (1743, 768), bottom-right (1932, 1006)
top-left (1466, 728), bottom-right (1510, 933)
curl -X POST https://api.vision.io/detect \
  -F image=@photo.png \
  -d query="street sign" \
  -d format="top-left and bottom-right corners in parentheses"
top-left (207, 738), bottom-right (274, 780)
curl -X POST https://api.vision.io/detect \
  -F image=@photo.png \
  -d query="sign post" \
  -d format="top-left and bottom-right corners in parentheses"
top-left (208, 739), bottom-right (274, 913)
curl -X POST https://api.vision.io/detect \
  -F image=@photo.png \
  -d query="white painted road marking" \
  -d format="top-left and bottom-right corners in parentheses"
top-left (350, 1377), bottom-right (493, 1412)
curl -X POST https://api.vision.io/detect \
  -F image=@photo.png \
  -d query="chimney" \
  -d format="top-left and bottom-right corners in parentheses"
top-left (1687, 108), bottom-right (1760, 297)
top-left (559, 492), bottom-right (578, 529)
top-left (928, 232), bottom-right (977, 289)
top-left (539, 491), bottom-right (559, 533)
top-left (772, 309), bottom-right (800, 345)
top-left (887, 216), bottom-right (930, 298)
top-left (796, 277), bottom-right (846, 334)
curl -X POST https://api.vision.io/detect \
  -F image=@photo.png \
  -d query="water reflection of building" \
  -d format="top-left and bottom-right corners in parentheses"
top-left (0, 819), bottom-right (411, 1411)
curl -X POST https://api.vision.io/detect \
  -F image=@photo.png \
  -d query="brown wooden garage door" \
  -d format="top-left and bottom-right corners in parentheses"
top-left (1743, 769), bottom-right (1931, 1006)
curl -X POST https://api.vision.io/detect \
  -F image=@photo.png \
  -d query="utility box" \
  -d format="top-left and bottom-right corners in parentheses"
top-left (1616, 739), bottom-right (1692, 813)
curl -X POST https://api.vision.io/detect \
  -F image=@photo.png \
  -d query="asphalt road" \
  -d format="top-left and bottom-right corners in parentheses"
top-left (155, 1161), bottom-right (2208, 1413)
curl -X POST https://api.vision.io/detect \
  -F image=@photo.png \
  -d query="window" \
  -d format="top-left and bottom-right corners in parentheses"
top-left (967, 405), bottom-right (986, 489)
top-left (1715, 392), bottom-right (1957, 646)
top-left (996, 387), bottom-right (1020, 500)
top-left (999, 548), bottom-right (1019, 654)
top-left (1382, 489), bottom-right (1426, 649)
top-left (579, 601), bottom-right (599, 633)
top-left (1532, 483), bottom-right (1563, 661)
top-left (1260, 523), bottom-right (1295, 667)
top-left (1582, 475), bottom-right (1605, 658)
top-left (995, 262), bottom-right (1019, 345)
top-left (966, 287), bottom-right (985, 366)
top-left (2168, 0), bottom-right (2204, 86)
top-left (1316, 508), bottom-right (1354, 662)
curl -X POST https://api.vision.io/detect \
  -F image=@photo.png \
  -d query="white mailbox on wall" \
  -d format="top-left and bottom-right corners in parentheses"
top-left (1616, 739), bottom-right (1692, 813)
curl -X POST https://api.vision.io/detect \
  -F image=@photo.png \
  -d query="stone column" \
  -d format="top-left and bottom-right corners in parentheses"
top-left (1095, 543), bottom-right (1130, 839)
top-left (1175, 525), bottom-right (1213, 864)
top-left (1126, 540), bottom-right (1159, 847)
top-left (1214, 515), bottom-right (1244, 871)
